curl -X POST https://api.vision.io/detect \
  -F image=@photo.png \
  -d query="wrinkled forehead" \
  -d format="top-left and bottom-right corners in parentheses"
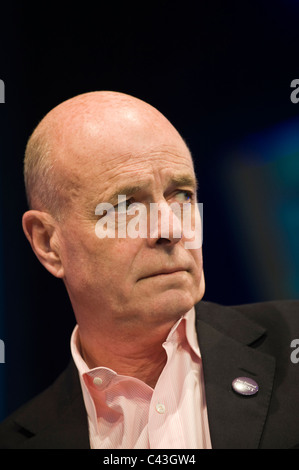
top-left (81, 147), bottom-right (196, 216)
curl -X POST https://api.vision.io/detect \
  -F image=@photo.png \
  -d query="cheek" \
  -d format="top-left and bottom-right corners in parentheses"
top-left (191, 249), bottom-right (205, 297)
top-left (189, 247), bottom-right (203, 269)
top-left (189, 248), bottom-right (204, 284)
top-left (64, 233), bottom-right (140, 290)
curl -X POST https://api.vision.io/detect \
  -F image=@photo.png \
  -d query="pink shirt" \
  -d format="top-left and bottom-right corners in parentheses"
top-left (70, 307), bottom-right (212, 449)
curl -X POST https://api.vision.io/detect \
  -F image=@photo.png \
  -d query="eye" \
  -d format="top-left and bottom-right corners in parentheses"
top-left (174, 190), bottom-right (194, 203)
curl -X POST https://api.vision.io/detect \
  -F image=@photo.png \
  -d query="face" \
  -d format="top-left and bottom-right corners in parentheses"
top-left (54, 104), bottom-right (205, 331)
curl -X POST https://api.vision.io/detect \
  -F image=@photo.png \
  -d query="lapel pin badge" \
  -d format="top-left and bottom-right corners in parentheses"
top-left (232, 377), bottom-right (259, 396)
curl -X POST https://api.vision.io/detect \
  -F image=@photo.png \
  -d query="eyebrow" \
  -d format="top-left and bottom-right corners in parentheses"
top-left (107, 184), bottom-right (148, 206)
top-left (106, 174), bottom-right (198, 206)
top-left (168, 175), bottom-right (198, 191)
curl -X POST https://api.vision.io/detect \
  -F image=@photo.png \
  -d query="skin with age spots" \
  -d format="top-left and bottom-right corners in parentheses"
top-left (22, 91), bottom-right (205, 388)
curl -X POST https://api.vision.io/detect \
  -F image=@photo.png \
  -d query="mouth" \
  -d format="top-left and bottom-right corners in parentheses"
top-left (139, 268), bottom-right (188, 280)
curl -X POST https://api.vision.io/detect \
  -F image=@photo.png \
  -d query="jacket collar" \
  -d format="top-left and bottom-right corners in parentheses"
top-left (195, 301), bottom-right (276, 449)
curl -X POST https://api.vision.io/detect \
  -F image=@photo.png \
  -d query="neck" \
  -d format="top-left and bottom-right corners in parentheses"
top-left (77, 319), bottom-right (176, 388)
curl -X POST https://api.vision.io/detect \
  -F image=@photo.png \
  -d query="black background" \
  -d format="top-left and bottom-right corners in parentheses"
top-left (0, 1), bottom-right (299, 420)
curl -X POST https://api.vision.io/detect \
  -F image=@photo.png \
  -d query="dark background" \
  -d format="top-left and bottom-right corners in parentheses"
top-left (0, 1), bottom-right (299, 420)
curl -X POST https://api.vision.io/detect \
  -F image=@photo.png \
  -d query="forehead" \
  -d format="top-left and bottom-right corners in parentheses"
top-left (89, 139), bottom-right (195, 196)
top-left (51, 99), bottom-right (195, 204)
top-left (103, 141), bottom-right (193, 176)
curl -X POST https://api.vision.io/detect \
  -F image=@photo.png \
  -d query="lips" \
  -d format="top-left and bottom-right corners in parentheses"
top-left (139, 267), bottom-right (187, 280)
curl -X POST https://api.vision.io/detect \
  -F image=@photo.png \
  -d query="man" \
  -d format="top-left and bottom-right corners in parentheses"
top-left (0, 91), bottom-right (298, 449)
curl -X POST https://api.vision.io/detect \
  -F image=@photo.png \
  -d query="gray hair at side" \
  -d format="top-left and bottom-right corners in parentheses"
top-left (24, 121), bottom-right (67, 220)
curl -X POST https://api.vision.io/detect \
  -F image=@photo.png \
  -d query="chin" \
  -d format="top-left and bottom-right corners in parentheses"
top-left (150, 288), bottom-right (199, 320)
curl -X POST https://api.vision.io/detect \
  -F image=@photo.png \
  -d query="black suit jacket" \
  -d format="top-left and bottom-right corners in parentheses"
top-left (0, 300), bottom-right (299, 449)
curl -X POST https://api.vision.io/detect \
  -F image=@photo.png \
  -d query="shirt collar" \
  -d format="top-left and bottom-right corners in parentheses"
top-left (185, 306), bottom-right (201, 358)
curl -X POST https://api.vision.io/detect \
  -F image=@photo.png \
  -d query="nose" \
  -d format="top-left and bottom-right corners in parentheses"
top-left (147, 201), bottom-right (182, 248)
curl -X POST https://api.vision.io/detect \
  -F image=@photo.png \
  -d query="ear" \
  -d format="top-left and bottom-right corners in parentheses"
top-left (22, 210), bottom-right (64, 278)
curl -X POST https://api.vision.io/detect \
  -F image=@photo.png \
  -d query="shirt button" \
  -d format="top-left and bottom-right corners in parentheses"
top-left (156, 403), bottom-right (166, 414)
top-left (93, 377), bottom-right (103, 386)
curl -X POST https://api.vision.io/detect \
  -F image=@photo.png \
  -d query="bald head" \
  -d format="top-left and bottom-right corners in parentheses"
top-left (24, 91), bottom-right (191, 219)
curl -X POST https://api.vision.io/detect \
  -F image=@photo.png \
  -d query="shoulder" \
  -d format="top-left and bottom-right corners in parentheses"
top-left (0, 360), bottom-right (88, 449)
top-left (231, 299), bottom-right (299, 339)
top-left (196, 299), bottom-right (299, 363)
top-left (199, 298), bottom-right (299, 333)
top-left (232, 298), bottom-right (299, 319)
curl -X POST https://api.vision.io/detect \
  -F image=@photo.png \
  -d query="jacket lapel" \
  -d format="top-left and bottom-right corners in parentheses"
top-left (195, 301), bottom-right (276, 449)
